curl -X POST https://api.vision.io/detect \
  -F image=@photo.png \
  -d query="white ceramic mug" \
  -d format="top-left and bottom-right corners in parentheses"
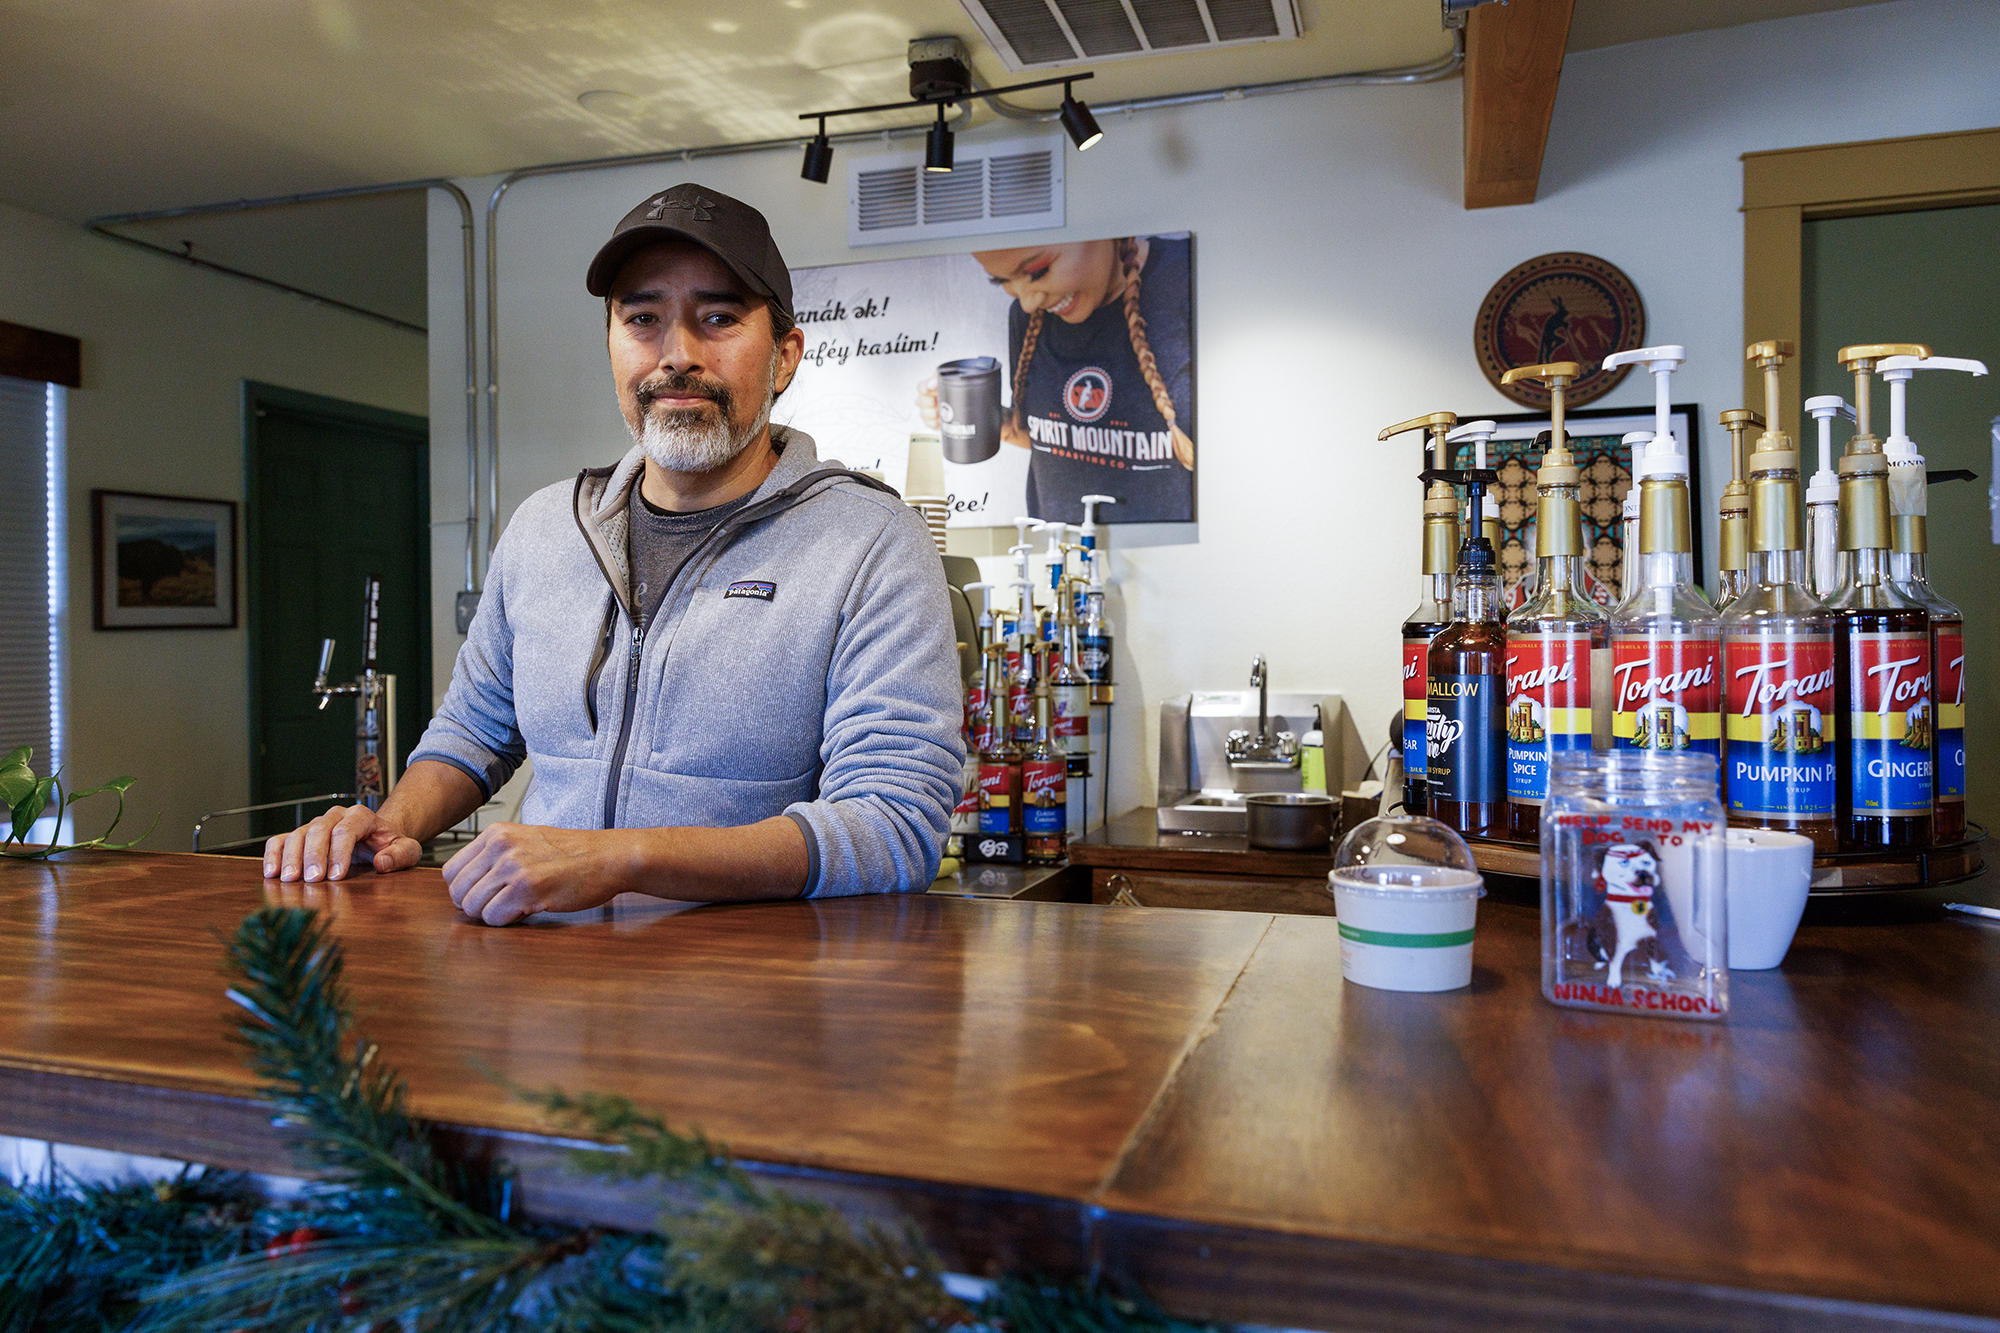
top-left (1724, 828), bottom-right (1814, 970)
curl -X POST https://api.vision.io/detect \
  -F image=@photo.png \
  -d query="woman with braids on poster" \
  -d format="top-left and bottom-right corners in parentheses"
top-left (976, 233), bottom-right (1194, 525)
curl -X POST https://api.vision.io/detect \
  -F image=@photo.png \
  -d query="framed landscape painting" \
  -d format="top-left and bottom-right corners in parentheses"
top-left (92, 490), bottom-right (238, 630)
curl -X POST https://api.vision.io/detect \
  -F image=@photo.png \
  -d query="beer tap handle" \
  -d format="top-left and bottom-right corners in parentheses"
top-left (313, 638), bottom-right (336, 709)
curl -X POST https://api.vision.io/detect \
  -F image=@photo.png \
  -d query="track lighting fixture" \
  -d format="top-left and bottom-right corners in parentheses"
top-left (800, 117), bottom-right (833, 182)
top-left (1058, 83), bottom-right (1102, 151)
top-left (924, 104), bottom-right (954, 173)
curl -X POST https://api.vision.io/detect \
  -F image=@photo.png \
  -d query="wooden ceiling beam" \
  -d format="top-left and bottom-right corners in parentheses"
top-left (1462, 0), bottom-right (1576, 209)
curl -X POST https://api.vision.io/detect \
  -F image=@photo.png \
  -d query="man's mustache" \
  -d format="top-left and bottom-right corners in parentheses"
top-left (636, 374), bottom-right (732, 413)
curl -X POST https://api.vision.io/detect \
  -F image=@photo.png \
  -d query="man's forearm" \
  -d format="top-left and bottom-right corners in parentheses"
top-left (378, 759), bottom-right (490, 843)
top-left (613, 815), bottom-right (811, 902)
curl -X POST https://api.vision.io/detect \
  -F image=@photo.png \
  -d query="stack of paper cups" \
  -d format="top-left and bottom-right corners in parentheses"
top-left (906, 496), bottom-right (950, 555)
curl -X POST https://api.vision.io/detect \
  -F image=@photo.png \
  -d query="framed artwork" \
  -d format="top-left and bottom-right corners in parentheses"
top-left (1445, 404), bottom-right (1704, 604)
top-left (92, 490), bottom-right (238, 630)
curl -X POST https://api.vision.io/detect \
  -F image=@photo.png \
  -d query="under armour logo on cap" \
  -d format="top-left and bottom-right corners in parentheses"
top-left (645, 190), bottom-right (716, 222)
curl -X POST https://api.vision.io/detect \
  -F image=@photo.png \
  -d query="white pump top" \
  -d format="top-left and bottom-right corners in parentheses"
top-left (1802, 395), bottom-right (1856, 505)
top-left (1445, 419), bottom-right (1501, 522)
top-left (1619, 431), bottom-right (1651, 520)
top-left (1078, 494), bottom-right (1117, 548)
top-left (1602, 345), bottom-right (1688, 479)
top-left (1878, 354), bottom-right (1988, 517)
top-left (963, 580), bottom-right (995, 624)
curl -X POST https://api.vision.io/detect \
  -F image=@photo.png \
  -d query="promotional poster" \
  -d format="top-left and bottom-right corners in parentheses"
top-left (780, 232), bottom-right (1196, 526)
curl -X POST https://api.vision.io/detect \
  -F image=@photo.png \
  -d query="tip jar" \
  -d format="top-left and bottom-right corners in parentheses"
top-left (1540, 751), bottom-right (1728, 1019)
top-left (1329, 815), bottom-right (1484, 992)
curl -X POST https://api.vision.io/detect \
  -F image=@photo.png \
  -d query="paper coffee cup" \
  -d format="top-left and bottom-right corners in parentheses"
top-left (1329, 866), bottom-right (1483, 992)
top-left (1724, 828), bottom-right (1813, 970)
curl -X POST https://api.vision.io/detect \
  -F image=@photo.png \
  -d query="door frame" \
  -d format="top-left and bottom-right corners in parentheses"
top-left (1742, 126), bottom-right (2000, 410)
top-left (243, 380), bottom-right (430, 807)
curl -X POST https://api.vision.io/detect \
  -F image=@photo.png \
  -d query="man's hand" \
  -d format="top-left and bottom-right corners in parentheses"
top-left (264, 804), bottom-right (423, 883)
top-left (441, 822), bottom-right (623, 926)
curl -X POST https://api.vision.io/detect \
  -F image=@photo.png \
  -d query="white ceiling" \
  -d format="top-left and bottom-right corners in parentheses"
top-left (3, 0), bottom-right (1898, 332)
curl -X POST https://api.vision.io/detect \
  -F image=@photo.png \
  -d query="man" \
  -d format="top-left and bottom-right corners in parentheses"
top-left (264, 183), bottom-right (965, 924)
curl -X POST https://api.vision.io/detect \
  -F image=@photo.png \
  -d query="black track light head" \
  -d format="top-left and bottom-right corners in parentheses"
top-left (924, 104), bottom-right (954, 173)
top-left (801, 121), bottom-right (833, 183)
top-left (1059, 85), bottom-right (1102, 151)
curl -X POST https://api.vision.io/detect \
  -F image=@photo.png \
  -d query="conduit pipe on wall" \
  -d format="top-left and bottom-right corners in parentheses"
top-left (88, 181), bottom-right (484, 599)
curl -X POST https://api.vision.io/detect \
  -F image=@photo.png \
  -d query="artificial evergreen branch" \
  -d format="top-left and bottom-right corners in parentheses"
top-left (222, 906), bottom-right (509, 1240)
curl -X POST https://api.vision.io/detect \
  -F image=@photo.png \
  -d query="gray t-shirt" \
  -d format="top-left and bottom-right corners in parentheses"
top-left (629, 487), bottom-right (756, 624)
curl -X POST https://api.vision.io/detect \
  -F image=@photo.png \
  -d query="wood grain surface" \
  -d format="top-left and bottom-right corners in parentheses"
top-left (5, 849), bottom-right (2000, 1331)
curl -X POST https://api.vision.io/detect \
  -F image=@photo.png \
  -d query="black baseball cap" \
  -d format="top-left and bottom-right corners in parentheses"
top-left (585, 182), bottom-right (794, 320)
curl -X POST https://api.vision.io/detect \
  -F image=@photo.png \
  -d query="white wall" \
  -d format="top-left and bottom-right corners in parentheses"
top-left (427, 0), bottom-right (2000, 817)
top-left (0, 201), bottom-right (427, 849)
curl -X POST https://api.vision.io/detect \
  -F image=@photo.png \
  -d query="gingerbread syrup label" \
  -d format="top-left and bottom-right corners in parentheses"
top-left (1021, 759), bottom-right (1066, 833)
top-left (1723, 634), bottom-right (1835, 818)
top-left (1844, 631), bottom-right (1933, 817)
top-left (1611, 634), bottom-right (1721, 758)
top-left (1937, 625), bottom-right (1966, 803)
top-left (1403, 637), bottom-right (1430, 781)
top-left (1505, 632), bottom-right (1595, 807)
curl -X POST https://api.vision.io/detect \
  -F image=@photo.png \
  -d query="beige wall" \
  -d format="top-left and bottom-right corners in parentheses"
top-left (0, 200), bottom-right (427, 849)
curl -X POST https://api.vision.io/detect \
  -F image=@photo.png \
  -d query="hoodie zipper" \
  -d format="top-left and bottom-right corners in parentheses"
top-left (601, 612), bottom-right (647, 830)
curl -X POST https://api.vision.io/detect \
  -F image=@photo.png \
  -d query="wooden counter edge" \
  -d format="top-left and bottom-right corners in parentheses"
top-left (8, 1060), bottom-right (1994, 1332)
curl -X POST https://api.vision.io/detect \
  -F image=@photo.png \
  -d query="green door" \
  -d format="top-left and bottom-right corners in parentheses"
top-left (247, 383), bottom-right (430, 835)
top-left (1801, 202), bottom-right (1999, 835)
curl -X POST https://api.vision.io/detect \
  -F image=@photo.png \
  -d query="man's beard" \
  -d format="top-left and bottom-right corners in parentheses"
top-left (630, 366), bottom-right (776, 474)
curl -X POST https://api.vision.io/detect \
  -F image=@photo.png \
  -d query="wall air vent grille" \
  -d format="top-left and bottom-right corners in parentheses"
top-left (848, 134), bottom-right (1064, 247)
top-left (959, 0), bottom-right (1301, 71)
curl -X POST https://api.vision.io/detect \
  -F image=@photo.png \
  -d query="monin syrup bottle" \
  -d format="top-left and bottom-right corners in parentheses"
top-left (1720, 342), bottom-right (1836, 853)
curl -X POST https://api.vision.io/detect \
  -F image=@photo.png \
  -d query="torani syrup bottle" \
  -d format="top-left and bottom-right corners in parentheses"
top-left (1380, 411), bottom-right (1460, 815)
top-left (1718, 341), bottom-right (1837, 852)
top-left (976, 643), bottom-right (1021, 838)
top-left (1023, 685), bottom-right (1068, 863)
top-left (1427, 469), bottom-right (1509, 839)
top-left (1499, 361), bottom-right (1606, 841)
top-left (1712, 409), bottom-right (1761, 614)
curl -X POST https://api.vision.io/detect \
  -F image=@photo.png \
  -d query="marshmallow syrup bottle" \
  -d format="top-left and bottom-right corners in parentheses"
top-left (1428, 464), bottom-right (1509, 839)
top-left (1499, 361), bottom-right (1607, 840)
top-left (1880, 352), bottom-right (1987, 844)
top-left (1720, 341), bottom-right (1837, 852)
top-left (1382, 412), bottom-right (1461, 814)
top-left (1713, 409), bottom-right (1762, 613)
top-left (1610, 356), bottom-right (1721, 769)
top-left (1825, 343), bottom-right (1941, 851)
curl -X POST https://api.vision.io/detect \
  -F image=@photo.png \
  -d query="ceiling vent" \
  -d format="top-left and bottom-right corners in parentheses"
top-left (848, 133), bottom-right (1065, 247)
top-left (959, 0), bottom-right (1302, 71)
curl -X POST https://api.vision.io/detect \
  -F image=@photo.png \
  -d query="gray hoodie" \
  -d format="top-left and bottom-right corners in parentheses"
top-left (410, 426), bottom-right (966, 896)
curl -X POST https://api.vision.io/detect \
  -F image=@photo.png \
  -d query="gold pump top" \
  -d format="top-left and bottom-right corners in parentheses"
top-left (1835, 342), bottom-right (1927, 443)
top-left (1377, 411), bottom-right (1458, 444)
top-left (1382, 412), bottom-right (1462, 573)
top-left (1501, 362), bottom-right (1582, 483)
top-left (1716, 411), bottom-right (1760, 578)
top-left (1745, 341), bottom-right (1797, 468)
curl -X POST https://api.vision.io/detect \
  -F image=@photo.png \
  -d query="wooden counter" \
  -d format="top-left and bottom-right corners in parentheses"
top-left (4, 850), bottom-right (2000, 1332)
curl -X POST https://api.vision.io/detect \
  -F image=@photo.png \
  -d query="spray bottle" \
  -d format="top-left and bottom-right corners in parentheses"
top-left (1880, 351), bottom-right (1986, 844)
top-left (1720, 340), bottom-right (1836, 850)
top-left (1714, 409), bottom-right (1763, 612)
top-left (1803, 395), bottom-right (1857, 598)
top-left (1381, 411), bottom-right (1460, 814)
top-left (1823, 343), bottom-right (1942, 851)
top-left (1617, 432), bottom-right (1649, 603)
top-left (1609, 354), bottom-right (1720, 770)
top-left (1427, 455), bottom-right (1509, 839)
top-left (1498, 362), bottom-right (1606, 839)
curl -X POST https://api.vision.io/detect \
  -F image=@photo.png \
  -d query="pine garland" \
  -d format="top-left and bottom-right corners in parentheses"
top-left (3, 906), bottom-right (1229, 1333)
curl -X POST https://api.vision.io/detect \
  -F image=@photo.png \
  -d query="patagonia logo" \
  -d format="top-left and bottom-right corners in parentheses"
top-left (724, 580), bottom-right (776, 602)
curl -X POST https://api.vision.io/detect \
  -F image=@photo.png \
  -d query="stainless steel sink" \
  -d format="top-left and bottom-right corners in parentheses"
top-left (1158, 793), bottom-right (1247, 834)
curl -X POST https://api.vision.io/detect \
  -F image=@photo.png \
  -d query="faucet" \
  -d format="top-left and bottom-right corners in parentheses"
top-left (1226, 654), bottom-right (1298, 767)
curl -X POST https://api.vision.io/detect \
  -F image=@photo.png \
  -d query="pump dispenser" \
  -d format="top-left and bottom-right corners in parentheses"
top-left (1878, 353), bottom-right (1985, 843)
top-left (1445, 417), bottom-right (1504, 547)
top-left (1618, 432), bottom-right (1649, 602)
top-left (1048, 560), bottom-right (1093, 787)
top-left (1499, 361), bottom-right (1607, 838)
top-left (976, 640), bottom-right (1021, 839)
top-left (1424, 397), bottom-right (1512, 840)
top-left (1382, 411), bottom-right (1460, 813)
top-left (1718, 341), bottom-right (1836, 849)
top-left (1714, 409), bottom-right (1762, 611)
top-left (1006, 568), bottom-right (1037, 746)
top-left (1803, 396), bottom-right (1857, 598)
top-left (1607, 348), bottom-right (1720, 772)
top-left (1079, 551), bottom-right (1114, 706)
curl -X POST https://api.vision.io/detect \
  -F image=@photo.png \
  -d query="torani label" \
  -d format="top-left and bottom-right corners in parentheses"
top-left (1505, 631), bottom-right (1595, 806)
top-left (1843, 631), bottom-right (1933, 817)
top-left (1937, 625), bottom-right (1966, 805)
top-left (1428, 672), bottom-right (1504, 805)
top-left (1611, 634), bottom-right (1721, 758)
top-left (1723, 633), bottom-right (1835, 818)
top-left (1403, 637), bottom-right (1431, 782)
top-left (978, 762), bottom-right (1016, 834)
top-left (1022, 759), bottom-right (1066, 833)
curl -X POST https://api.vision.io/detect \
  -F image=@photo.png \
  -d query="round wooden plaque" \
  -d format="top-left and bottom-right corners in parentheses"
top-left (1475, 252), bottom-right (1646, 409)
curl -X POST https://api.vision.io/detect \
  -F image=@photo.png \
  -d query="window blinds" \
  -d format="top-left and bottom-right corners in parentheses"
top-left (0, 373), bottom-right (55, 772)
